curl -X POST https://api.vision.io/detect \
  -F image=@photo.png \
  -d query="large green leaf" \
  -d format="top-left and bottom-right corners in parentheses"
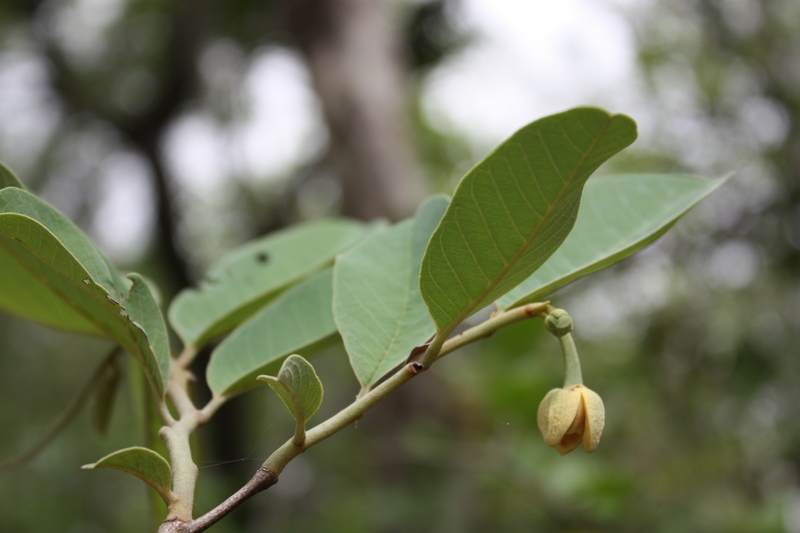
top-left (258, 354), bottom-right (324, 424)
top-left (0, 188), bottom-right (129, 301)
top-left (169, 219), bottom-right (373, 349)
top-left (0, 189), bottom-right (169, 395)
top-left (0, 162), bottom-right (25, 190)
top-left (498, 174), bottom-right (728, 309)
top-left (82, 447), bottom-right (173, 504)
top-left (420, 107), bottom-right (637, 333)
top-left (206, 268), bottom-right (339, 398)
top-left (334, 196), bottom-right (448, 388)
top-left (0, 214), bottom-right (102, 335)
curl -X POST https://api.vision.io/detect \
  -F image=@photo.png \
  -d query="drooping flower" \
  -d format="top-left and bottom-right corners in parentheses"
top-left (537, 384), bottom-right (604, 455)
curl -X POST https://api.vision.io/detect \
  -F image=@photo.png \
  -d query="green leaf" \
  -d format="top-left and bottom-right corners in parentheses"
top-left (0, 213), bottom-right (103, 335)
top-left (0, 161), bottom-right (25, 190)
top-left (257, 354), bottom-right (324, 424)
top-left (122, 274), bottom-right (171, 395)
top-left (0, 188), bottom-right (129, 302)
top-left (206, 268), bottom-right (339, 398)
top-left (334, 196), bottom-right (448, 388)
top-left (82, 447), bottom-right (173, 504)
top-left (497, 174), bottom-right (728, 309)
top-left (420, 107), bottom-right (637, 333)
top-left (0, 188), bottom-right (169, 395)
top-left (168, 219), bottom-right (373, 349)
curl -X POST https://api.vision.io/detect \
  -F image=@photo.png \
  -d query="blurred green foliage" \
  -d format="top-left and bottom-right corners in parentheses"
top-left (1, 0), bottom-right (799, 532)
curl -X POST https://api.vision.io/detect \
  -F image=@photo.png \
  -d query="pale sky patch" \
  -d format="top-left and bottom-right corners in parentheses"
top-left (422, 0), bottom-right (647, 150)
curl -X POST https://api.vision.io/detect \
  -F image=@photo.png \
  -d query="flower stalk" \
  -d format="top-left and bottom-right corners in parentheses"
top-left (538, 308), bottom-right (605, 455)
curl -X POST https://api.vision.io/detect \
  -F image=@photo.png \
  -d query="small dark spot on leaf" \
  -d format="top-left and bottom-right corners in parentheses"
top-left (256, 252), bottom-right (270, 264)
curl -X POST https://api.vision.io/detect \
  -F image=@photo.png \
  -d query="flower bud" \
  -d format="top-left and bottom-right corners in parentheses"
top-left (544, 309), bottom-right (573, 337)
top-left (537, 384), bottom-right (604, 455)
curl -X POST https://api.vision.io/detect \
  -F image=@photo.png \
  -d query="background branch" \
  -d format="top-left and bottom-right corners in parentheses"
top-left (0, 347), bottom-right (122, 470)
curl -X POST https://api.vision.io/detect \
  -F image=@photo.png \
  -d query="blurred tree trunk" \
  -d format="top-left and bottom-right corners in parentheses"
top-left (287, 0), bottom-right (426, 220)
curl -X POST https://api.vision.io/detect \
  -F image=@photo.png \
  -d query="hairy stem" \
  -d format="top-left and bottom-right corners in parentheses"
top-left (437, 302), bottom-right (550, 361)
top-left (419, 302), bottom-right (550, 367)
top-left (157, 355), bottom-right (232, 528)
top-left (199, 395), bottom-right (229, 424)
top-left (166, 360), bottom-right (198, 420)
top-left (159, 415), bottom-right (200, 523)
top-left (176, 346), bottom-right (198, 368)
top-left (292, 419), bottom-right (306, 448)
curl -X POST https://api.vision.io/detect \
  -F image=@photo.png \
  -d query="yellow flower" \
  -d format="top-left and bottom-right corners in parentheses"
top-left (537, 385), bottom-right (605, 455)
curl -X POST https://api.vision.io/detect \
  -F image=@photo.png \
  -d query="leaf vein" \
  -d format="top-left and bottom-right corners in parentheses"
top-left (537, 130), bottom-right (568, 184)
top-left (488, 166), bottom-right (527, 241)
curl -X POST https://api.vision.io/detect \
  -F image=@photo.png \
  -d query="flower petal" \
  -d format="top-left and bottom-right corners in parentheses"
top-left (581, 386), bottom-right (605, 452)
top-left (537, 387), bottom-right (581, 446)
top-left (554, 433), bottom-right (583, 455)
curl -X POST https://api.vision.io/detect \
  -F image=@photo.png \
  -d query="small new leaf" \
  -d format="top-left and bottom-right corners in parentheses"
top-left (258, 355), bottom-right (323, 446)
top-left (82, 447), bottom-right (174, 504)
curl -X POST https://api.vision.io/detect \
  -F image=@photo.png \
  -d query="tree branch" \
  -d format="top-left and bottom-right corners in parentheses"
top-left (434, 302), bottom-right (550, 362)
top-left (199, 394), bottom-right (230, 425)
top-left (166, 360), bottom-right (199, 420)
top-left (158, 467), bottom-right (279, 533)
top-left (159, 418), bottom-right (200, 524)
top-left (167, 302), bottom-right (551, 530)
